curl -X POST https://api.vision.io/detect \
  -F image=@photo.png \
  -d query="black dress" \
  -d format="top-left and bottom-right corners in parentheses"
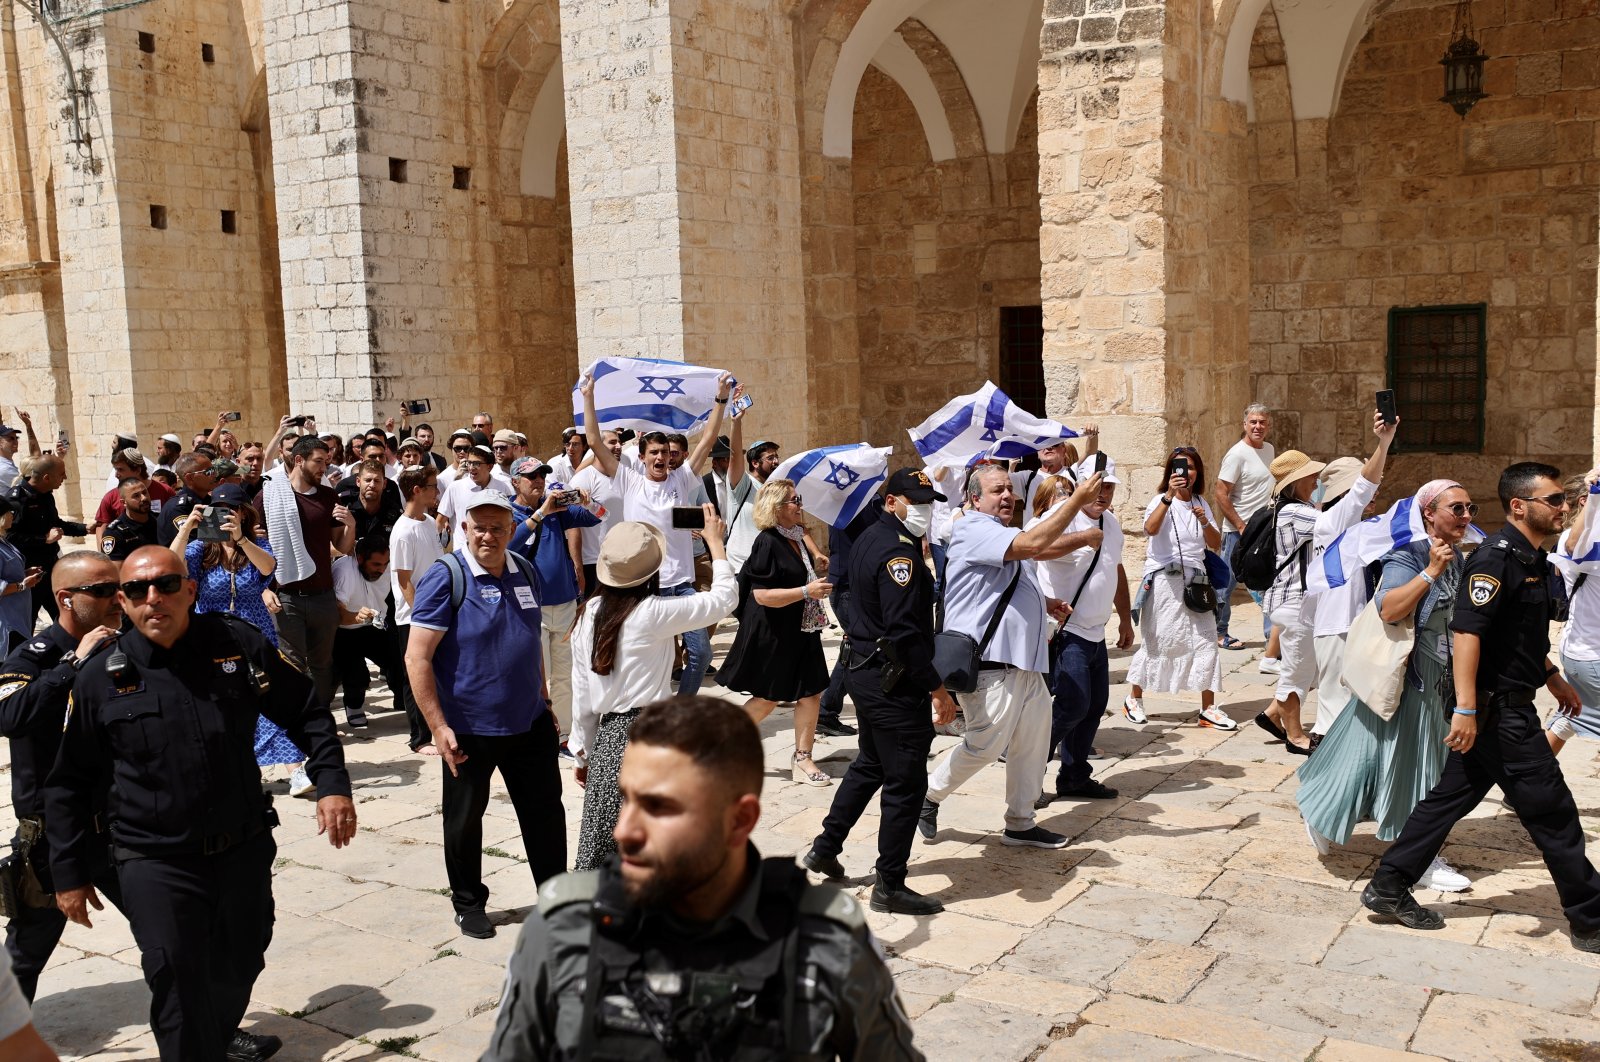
top-left (719, 528), bottom-right (830, 701)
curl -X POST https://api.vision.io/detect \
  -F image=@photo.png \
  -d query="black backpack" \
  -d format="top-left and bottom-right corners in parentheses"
top-left (1231, 501), bottom-right (1306, 593)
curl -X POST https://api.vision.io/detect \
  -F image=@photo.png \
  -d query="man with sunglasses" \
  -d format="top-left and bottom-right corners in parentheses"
top-left (5, 454), bottom-right (91, 626)
top-left (1363, 462), bottom-right (1600, 951)
top-left (156, 451), bottom-right (216, 548)
top-left (43, 546), bottom-right (354, 1059)
top-left (439, 443), bottom-right (512, 551)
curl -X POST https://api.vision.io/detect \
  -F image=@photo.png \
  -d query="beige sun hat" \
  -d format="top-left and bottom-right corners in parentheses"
top-left (1270, 449), bottom-right (1327, 496)
top-left (1318, 456), bottom-right (1364, 502)
top-left (597, 521), bottom-right (669, 588)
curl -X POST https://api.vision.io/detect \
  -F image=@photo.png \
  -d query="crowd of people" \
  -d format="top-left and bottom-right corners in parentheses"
top-left (4, 383), bottom-right (1600, 1059)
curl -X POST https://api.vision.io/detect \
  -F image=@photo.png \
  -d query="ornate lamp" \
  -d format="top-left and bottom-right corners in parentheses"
top-left (1439, 0), bottom-right (1488, 118)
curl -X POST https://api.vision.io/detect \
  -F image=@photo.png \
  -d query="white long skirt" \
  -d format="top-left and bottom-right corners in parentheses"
top-left (1128, 571), bottom-right (1223, 694)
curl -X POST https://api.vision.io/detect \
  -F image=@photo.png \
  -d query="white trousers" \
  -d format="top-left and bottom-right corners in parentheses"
top-left (541, 599), bottom-right (576, 738)
top-left (1311, 632), bottom-right (1351, 735)
top-left (1269, 602), bottom-right (1316, 703)
top-left (927, 667), bottom-right (1052, 832)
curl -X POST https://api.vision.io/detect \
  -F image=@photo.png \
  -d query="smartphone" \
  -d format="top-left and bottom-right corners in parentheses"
top-left (404, 399), bottom-right (431, 416)
top-left (287, 414), bottom-right (309, 427)
top-left (729, 393), bottom-right (754, 420)
top-left (554, 489), bottom-right (580, 506)
top-left (56, 430), bottom-right (68, 447)
top-left (223, 411), bottom-right (242, 422)
top-left (1376, 389), bottom-right (1398, 426)
top-left (1173, 456), bottom-right (1189, 479)
top-left (671, 506), bottom-right (706, 530)
top-left (196, 505), bottom-right (231, 542)
top-left (1094, 451), bottom-right (1108, 474)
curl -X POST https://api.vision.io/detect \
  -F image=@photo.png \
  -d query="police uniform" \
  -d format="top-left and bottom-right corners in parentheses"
top-left (44, 612), bottom-right (352, 1059)
top-left (0, 626), bottom-right (126, 1001)
top-left (99, 512), bottom-right (158, 562)
top-left (808, 472), bottom-right (943, 895)
top-left (1371, 523), bottom-right (1600, 932)
top-left (4, 478), bottom-right (87, 622)
top-left (156, 486), bottom-right (206, 547)
top-left (482, 847), bottom-right (923, 1061)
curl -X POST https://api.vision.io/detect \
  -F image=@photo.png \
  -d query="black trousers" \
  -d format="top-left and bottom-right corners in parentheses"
top-left (30, 579), bottom-right (57, 627)
top-left (1375, 698), bottom-right (1600, 932)
top-left (442, 718), bottom-right (567, 914)
top-left (332, 623), bottom-right (406, 713)
top-left (812, 664), bottom-right (933, 884)
top-left (5, 835), bottom-right (125, 1003)
top-left (395, 625), bottom-right (431, 750)
top-left (818, 589), bottom-right (852, 723)
top-left (118, 831), bottom-right (276, 1061)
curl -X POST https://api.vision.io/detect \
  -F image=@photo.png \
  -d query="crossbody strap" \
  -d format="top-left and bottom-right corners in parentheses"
top-left (977, 563), bottom-right (1024, 657)
top-left (1068, 515), bottom-right (1105, 610)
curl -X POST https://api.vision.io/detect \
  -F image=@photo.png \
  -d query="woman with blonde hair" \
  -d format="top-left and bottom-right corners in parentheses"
top-left (718, 478), bottom-right (835, 785)
top-left (1549, 468), bottom-right (1600, 754)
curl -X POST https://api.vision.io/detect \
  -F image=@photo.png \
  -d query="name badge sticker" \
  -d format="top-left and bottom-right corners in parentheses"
top-left (514, 585), bottom-right (536, 609)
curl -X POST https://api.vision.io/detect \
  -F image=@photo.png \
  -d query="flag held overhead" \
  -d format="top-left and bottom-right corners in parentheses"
top-left (573, 357), bottom-right (731, 434)
top-left (908, 381), bottom-right (1078, 467)
top-left (772, 443), bottom-right (893, 530)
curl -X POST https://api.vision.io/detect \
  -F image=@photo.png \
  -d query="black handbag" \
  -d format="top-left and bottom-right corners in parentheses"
top-left (933, 564), bottom-right (1023, 694)
top-left (1169, 500), bottom-right (1217, 614)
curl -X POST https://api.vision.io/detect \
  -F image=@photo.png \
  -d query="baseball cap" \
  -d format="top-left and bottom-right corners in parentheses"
top-left (463, 492), bottom-right (513, 516)
top-left (211, 458), bottom-right (239, 478)
top-left (493, 429), bottom-right (519, 446)
top-left (885, 468), bottom-right (946, 503)
top-left (511, 459), bottom-right (552, 480)
top-left (0, 424), bottom-right (17, 438)
top-left (210, 483), bottom-right (250, 508)
top-left (746, 439), bottom-right (777, 461)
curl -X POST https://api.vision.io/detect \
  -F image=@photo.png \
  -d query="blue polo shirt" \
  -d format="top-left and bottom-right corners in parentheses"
top-left (509, 501), bottom-right (601, 606)
top-left (410, 548), bottom-right (546, 736)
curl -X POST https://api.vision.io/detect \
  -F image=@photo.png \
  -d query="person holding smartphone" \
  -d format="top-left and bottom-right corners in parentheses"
top-left (1124, 447), bottom-right (1234, 730)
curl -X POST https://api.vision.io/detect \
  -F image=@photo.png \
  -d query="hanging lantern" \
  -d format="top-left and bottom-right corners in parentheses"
top-left (1439, 0), bottom-right (1488, 118)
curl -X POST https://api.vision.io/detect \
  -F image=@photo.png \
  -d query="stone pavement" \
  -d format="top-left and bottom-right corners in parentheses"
top-left (18, 602), bottom-right (1600, 1061)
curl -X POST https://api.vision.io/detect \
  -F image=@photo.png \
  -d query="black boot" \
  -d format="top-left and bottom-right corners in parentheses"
top-left (801, 848), bottom-right (847, 880)
top-left (870, 875), bottom-right (944, 915)
top-left (1360, 874), bottom-right (1443, 931)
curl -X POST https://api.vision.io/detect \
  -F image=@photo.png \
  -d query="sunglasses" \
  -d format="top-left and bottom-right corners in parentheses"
top-left (1519, 492), bottom-right (1568, 509)
top-left (451, 445), bottom-right (471, 453)
top-left (1440, 502), bottom-right (1479, 518)
top-left (787, 495), bottom-right (804, 507)
top-left (65, 581), bottom-right (119, 599)
top-left (492, 444), bottom-right (511, 451)
top-left (120, 573), bottom-right (185, 597)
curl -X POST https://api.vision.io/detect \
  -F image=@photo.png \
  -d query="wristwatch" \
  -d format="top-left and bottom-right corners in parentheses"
top-left (60, 651), bottom-right (82, 672)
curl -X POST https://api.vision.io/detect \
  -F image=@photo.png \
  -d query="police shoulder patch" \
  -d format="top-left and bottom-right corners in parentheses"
top-left (1468, 574), bottom-right (1500, 607)
top-left (798, 882), bottom-right (866, 930)
top-left (276, 649), bottom-right (307, 676)
top-left (886, 557), bottom-right (913, 587)
top-left (0, 680), bottom-right (27, 702)
top-left (101, 536), bottom-right (116, 555)
top-left (537, 869), bottom-right (601, 914)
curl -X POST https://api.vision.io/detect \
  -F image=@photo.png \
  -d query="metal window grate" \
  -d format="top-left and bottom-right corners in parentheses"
top-left (999, 306), bottom-right (1046, 417)
top-left (1386, 303), bottom-right (1486, 453)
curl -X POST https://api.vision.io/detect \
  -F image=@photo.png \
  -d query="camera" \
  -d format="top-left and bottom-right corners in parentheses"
top-left (554, 489), bottom-right (580, 506)
top-left (287, 415), bottom-right (309, 427)
top-left (196, 505), bottom-right (232, 542)
top-left (403, 399), bottom-right (431, 416)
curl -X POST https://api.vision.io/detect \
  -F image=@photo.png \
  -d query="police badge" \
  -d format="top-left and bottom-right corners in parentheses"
top-left (1468, 574), bottom-right (1499, 607)
top-left (886, 557), bottom-right (913, 587)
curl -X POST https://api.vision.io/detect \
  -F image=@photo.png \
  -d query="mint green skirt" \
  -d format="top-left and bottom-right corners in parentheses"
top-left (1295, 652), bottom-right (1449, 845)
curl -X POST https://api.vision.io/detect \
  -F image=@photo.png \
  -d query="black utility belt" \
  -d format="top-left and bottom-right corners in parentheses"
top-left (113, 805), bottom-right (277, 862)
top-left (1481, 688), bottom-right (1538, 710)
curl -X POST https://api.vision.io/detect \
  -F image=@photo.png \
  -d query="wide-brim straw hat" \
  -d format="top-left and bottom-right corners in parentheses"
top-left (1271, 449), bottom-right (1326, 496)
top-left (1318, 456), bottom-right (1363, 502)
top-left (597, 521), bottom-right (668, 588)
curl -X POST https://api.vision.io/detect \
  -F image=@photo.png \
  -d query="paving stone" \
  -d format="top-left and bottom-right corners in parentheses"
top-left (272, 863), bottom-right (391, 918)
top-left (1201, 869), bottom-right (1365, 918)
top-left (237, 1010), bottom-right (368, 1061)
top-left (906, 853), bottom-right (1090, 927)
top-left (1198, 905), bottom-right (1344, 966)
top-left (1054, 883), bottom-right (1225, 945)
top-left (955, 969), bottom-right (1099, 1018)
top-left (254, 911), bottom-right (436, 1017)
top-left (911, 1000), bottom-right (1056, 1062)
top-left (884, 958), bottom-right (971, 1019)
top-left (1107, 940), bottom-right (1217, 1002)
top-left (1077, 994), bottom-right (1323, 1061)
top-left (411, 1009), bottom-right (502, 1062)
top-left (323, 884), bottom-right (470, 949)
top-left (1038, 1024), bottom-right (1214, 1059)
top-left (1315, 1039), bottom-right (1446, 1062)
top-left (872, 909), bottom-right (1028, 972)
top-left (1184, 954), bottom-right (1430, 1049)
top-left (306, 955), bottom-right (506, 1041)
top-left (1321, 923), bottom-right (1600, 1015)
top-left (998, 920), bottom-right (1141, 987)
top-left (1480, 910), bottom-right (1600, 969)
top-left (32, 954), bottom-right (149, 1058)
top-left (1070, 849), bottom-right (1224, 896)
top-left (1411, 990), bottom-right (1600, 1061)
top-left (58, 899), bottom-right (137, 958)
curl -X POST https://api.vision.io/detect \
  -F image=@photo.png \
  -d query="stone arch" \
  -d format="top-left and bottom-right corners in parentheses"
top-left (1215, 0), bottom-right (1377, 122)
top-left (479, 0), bottom-right (563, 200)
top-left (897, 19), bottom-right (984, 161)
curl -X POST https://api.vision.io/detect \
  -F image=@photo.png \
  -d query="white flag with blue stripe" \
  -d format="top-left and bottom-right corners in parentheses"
top-left (908, 381), bottom-right (1077, 466)
top-left (1552, 483), bottom-right (1600, 579)
top-left (573, 357), bottom-right (727, 433)
top-left (772, 444), bottom-right (891, 530)
top-left (1307, 495), bottom-right (1484, 597)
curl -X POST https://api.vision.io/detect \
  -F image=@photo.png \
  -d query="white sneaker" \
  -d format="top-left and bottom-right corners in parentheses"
top-left (288, 766), bottom-right (315, 798)
top-left (1421, 856), bottom-right (1471, 893)
top-left (1258, 657), bottom-right (1281, 674)
top-left (1198, 705), bottom-right (1238, 730)
top-left (1304, 819), bottom-right (1330, 856)
top-left (1122, 697), bottom-right (1147, 724)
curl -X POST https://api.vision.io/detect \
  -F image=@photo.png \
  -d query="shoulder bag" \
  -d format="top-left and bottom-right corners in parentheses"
top-left (933, 563), bottom-right (1022, 694)
top-left (1340, 594), bottom-right (1414, 721)
top-left (1169, 502), bottom-right (1217, 614)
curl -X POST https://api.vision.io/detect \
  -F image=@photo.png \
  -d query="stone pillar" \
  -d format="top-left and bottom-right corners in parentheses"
top-left (1037, 0), bottom-right (1249, 511)
top-left (559, 0), bottom-right (809, 445)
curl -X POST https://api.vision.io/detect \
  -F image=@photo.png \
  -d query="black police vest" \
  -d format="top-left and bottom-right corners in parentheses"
top-left (576, 857), bottom-right (812, 1062)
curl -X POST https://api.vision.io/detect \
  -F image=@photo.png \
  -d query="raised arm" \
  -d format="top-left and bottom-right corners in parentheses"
top-left (1006, 472), bottom-right (1102, 560)
top-left (581, 374), bottom-right (618, 479)
top-left (686, 374), bottom-right (735, 476)
top-left (1362, 408), bottom-right (1398, 485)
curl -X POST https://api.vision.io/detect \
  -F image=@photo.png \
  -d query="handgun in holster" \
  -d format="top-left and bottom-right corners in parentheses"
top-left (876, 638), bottom-right (906, 695)
top-left (0, 817), bottom-right (54, 918)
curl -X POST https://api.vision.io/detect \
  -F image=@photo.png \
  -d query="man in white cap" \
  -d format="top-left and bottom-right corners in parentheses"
top-left (156, 434), bottom-right (182, 473)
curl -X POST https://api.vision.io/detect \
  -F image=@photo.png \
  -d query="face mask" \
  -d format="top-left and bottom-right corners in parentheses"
top-left (900, 502), bottom-right (933, 539)
top-left (1310, 480), bottom-right (1327, 507)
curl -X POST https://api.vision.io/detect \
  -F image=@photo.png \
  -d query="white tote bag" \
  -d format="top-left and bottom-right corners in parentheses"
top-left (1339, 595), bottom-right (1414, 722)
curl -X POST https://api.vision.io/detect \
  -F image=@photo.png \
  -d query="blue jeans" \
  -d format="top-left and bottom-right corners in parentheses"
top-left (1050, 631), bottom-right (1108, 792)
top-left (1215, 529), bottom-right (1269, 641)
top-left (660, 582), bottom-right (710, 695)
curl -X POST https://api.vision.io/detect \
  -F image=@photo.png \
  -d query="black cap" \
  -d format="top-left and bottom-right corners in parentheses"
top-left (711, 434), bottom-right (731, 458)
top-left (210, 483), bottom-right (250, 508)
top-left (885, 467), bottom-right (945, 503)
top-left (471, 429), bottom-right (491, 447)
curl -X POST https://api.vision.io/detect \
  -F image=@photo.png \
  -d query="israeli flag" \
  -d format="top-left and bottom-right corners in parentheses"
top-left (908, 382), bottom-right (1078, 466)
top-left (573, 357), bottom-right (727, 433)
top-left (772, 443), bottom-right (892, 530)
top-left (1307, 495), bottom-right (1484, 596)
top-left (1551, 482), bottom-right (1600, 579)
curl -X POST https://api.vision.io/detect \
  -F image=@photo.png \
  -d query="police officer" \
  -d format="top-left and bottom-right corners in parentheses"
top-left (814, 504), bottom-right (875, 738)
top-left (4, 453), bottom-right (89, 624)
top-left (1363, 462), bottom-right (1600, 951)
top-left (44, 545), bottom-right (358, 1060)
top-left (156, 450), bottom-right (215, 547)
top-left (483, 695), bottom-right (922, 1061)
top-left (801, 469), bottom-right (957, 916)
top-left (99, 477), bottom-right (159, 562)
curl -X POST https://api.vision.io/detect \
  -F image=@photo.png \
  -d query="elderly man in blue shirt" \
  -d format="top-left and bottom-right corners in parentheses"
top-left (507, 458), bottom-right (600, 758)
top-left (405, 492), bottom-right (566, 940)
top-left (919, 465), bottom-right (1103, 850)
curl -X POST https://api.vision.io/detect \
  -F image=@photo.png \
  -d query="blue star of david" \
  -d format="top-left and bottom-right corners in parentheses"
top-left (978, 427), bottom-right (1001, 442)
top-left (823, 461), bottom-right (860, 491)
top-left (637, 376), bottom-right (687, 400)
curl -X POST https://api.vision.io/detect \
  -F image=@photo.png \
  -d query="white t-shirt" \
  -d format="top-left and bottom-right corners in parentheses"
top-left (570, 466), bottom-right (619, 566)
top-left (924, 466), bottom-right (965, 546)
top-left (1218, 439), bottom-right (1276, 527)
top-left (548, 454), bottom-right (577, 485)
top-left (1308, 475), bottom-right (1380, 637)
top-left (1141, 494), bottom-right (1216, 576)
top-left (0, 455), bottom-right (18, 492)
top-left (605, 461), bottom-right (699, 587)
top-left (390, 512), bottom-right (446, 626)
top-left (1559, 505), bottom-right (1600, 662)
top-left (333, 553), bottom-right (391, 629)
top-left (1031, 507), bottom-right (1125, 643)
top-left (725, 474), bottom-right (764, 574)
top-left (1010, 466), bottom-right (1067, 522)
top-left (439, 476), bottom-right (512, 550)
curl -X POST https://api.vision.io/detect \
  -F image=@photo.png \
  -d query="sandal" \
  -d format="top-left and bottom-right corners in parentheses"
top-left (793, 749), bottom-right (831, 787)
top-left (1218, 636), bottom-right (1246, 650)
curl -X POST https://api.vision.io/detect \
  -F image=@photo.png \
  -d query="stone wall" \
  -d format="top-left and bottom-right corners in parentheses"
top-left (1248, 0), bottom-right (1600, 508)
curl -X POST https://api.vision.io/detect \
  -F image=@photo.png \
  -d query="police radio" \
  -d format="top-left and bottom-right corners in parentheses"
top-left (104, 647), bottom-right (137, 687)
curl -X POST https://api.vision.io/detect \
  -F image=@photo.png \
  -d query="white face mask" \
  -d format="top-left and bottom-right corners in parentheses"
top-left (900, 502), bottom-right (933, 539)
